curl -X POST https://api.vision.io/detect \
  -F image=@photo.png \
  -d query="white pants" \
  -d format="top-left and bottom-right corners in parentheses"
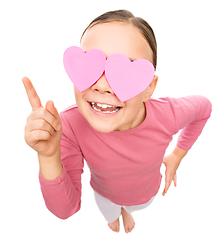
top-left (94, 191), bottom-right (155, 223)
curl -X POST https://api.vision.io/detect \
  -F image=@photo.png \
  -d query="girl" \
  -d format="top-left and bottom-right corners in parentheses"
top-left (23, 10), bottom-right (212, 234)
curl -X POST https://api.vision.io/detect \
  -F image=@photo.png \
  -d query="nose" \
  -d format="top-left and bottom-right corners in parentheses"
top-left (91, 73), bottom-right (114, 96)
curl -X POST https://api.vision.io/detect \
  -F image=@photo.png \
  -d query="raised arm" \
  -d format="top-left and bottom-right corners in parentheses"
top-left (23, 77), bottom-right (83, 219)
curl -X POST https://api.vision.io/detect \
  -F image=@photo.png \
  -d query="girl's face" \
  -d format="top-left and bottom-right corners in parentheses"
top-left (75, 21), bottom-right (157, 133)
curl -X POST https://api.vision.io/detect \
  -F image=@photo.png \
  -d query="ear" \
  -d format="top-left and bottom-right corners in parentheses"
top-left (143, 75), bottom-right (158, 102)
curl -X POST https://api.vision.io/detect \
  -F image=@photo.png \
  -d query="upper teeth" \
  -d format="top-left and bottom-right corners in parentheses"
top-left (96, 103), bottom-right (114, 108)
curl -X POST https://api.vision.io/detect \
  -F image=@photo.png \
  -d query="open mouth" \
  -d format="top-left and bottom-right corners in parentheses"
top-left (89, 102), bottom-right (122, 113)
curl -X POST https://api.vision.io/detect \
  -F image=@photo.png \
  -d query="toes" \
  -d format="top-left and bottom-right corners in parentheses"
top-left (125, 224), bottom-right (135, 233)
top-left (124, 222), bottom-right (135, 233)
top-left (108, 223), bottom-right (120, 233)
top-left (115, 226), bottom-right (120, 232)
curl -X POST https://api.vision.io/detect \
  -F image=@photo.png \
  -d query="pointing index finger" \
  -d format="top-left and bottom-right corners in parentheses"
top-left (22, 77), bottom-right (42, 110)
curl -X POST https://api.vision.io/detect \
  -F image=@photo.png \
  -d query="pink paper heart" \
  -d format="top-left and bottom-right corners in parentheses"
top-left (63, 46), bottom-right (155, 102)
top-left (63, 46), bottom-right (106, 92)
top-left (105, 54), bottom-right (155, 102)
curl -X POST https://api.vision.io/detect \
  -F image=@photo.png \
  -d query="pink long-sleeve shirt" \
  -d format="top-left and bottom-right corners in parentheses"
top-left (39, 95), bottom-right (212, 219)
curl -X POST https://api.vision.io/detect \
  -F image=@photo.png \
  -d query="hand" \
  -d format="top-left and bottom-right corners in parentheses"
top-left (23, 77), bottom-right (62, 158)
top-left (162, 147), bottom-right (187, 196)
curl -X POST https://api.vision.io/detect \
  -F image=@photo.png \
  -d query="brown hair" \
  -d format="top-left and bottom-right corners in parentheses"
top-left (81, 10), bottom-right (157, 69)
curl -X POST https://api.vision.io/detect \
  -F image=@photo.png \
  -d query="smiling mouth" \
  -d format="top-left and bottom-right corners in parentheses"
top-left (89, 102), bottom-right (122, 113)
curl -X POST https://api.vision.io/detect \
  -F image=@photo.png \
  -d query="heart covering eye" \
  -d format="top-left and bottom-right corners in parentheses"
top-left (63, 46), bottom-right (155, 102)
top-left (105, 54), bottom-right (155, 102)
top-left (63, 46), bottom-right (106, 92)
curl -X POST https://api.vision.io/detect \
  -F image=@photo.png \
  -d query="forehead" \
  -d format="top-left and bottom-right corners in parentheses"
top-left (80, 22), bottom-right (152, 61)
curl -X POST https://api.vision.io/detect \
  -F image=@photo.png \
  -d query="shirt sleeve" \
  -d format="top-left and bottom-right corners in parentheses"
top-left (39, 111), bottom-right (84, 219)
top-left (168, 95), bottom-right (212, 150)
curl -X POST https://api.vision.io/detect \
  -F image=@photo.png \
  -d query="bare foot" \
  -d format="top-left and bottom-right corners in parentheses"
top-left (121, 207), bottom-right (135, 233)
top-left (108, 217), bottom-right (120, 232)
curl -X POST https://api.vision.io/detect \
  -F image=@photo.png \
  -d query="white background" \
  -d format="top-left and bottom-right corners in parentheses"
top-left (1, 0), bottom-right (217, 239)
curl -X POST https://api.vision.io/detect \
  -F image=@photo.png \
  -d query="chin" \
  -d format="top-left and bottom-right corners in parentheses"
top-left (89, 122), bottom-right (115, 133)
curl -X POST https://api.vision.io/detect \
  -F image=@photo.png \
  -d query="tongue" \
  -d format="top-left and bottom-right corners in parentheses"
top-left (94, 103), bottom-right (117, 112)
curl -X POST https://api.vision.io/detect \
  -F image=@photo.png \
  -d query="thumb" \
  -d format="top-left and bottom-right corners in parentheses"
top-left (45, 100), bottom-right (62, 131)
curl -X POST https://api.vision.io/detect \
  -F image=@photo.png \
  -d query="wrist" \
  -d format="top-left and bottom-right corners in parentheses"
top-left (173, 146), bottom-right (188, 159)
top-left (38, 148), bottom-right (63, 180)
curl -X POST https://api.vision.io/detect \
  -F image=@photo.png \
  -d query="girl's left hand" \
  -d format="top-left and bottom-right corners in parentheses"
top-left (162, 152), bottom-right (182, 196)
top-left (162, 147), bottom-right (188, 196)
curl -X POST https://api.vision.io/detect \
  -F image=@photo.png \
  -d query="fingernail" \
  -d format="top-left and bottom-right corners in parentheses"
top-left (56, 124), bottom-right (61, 131)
